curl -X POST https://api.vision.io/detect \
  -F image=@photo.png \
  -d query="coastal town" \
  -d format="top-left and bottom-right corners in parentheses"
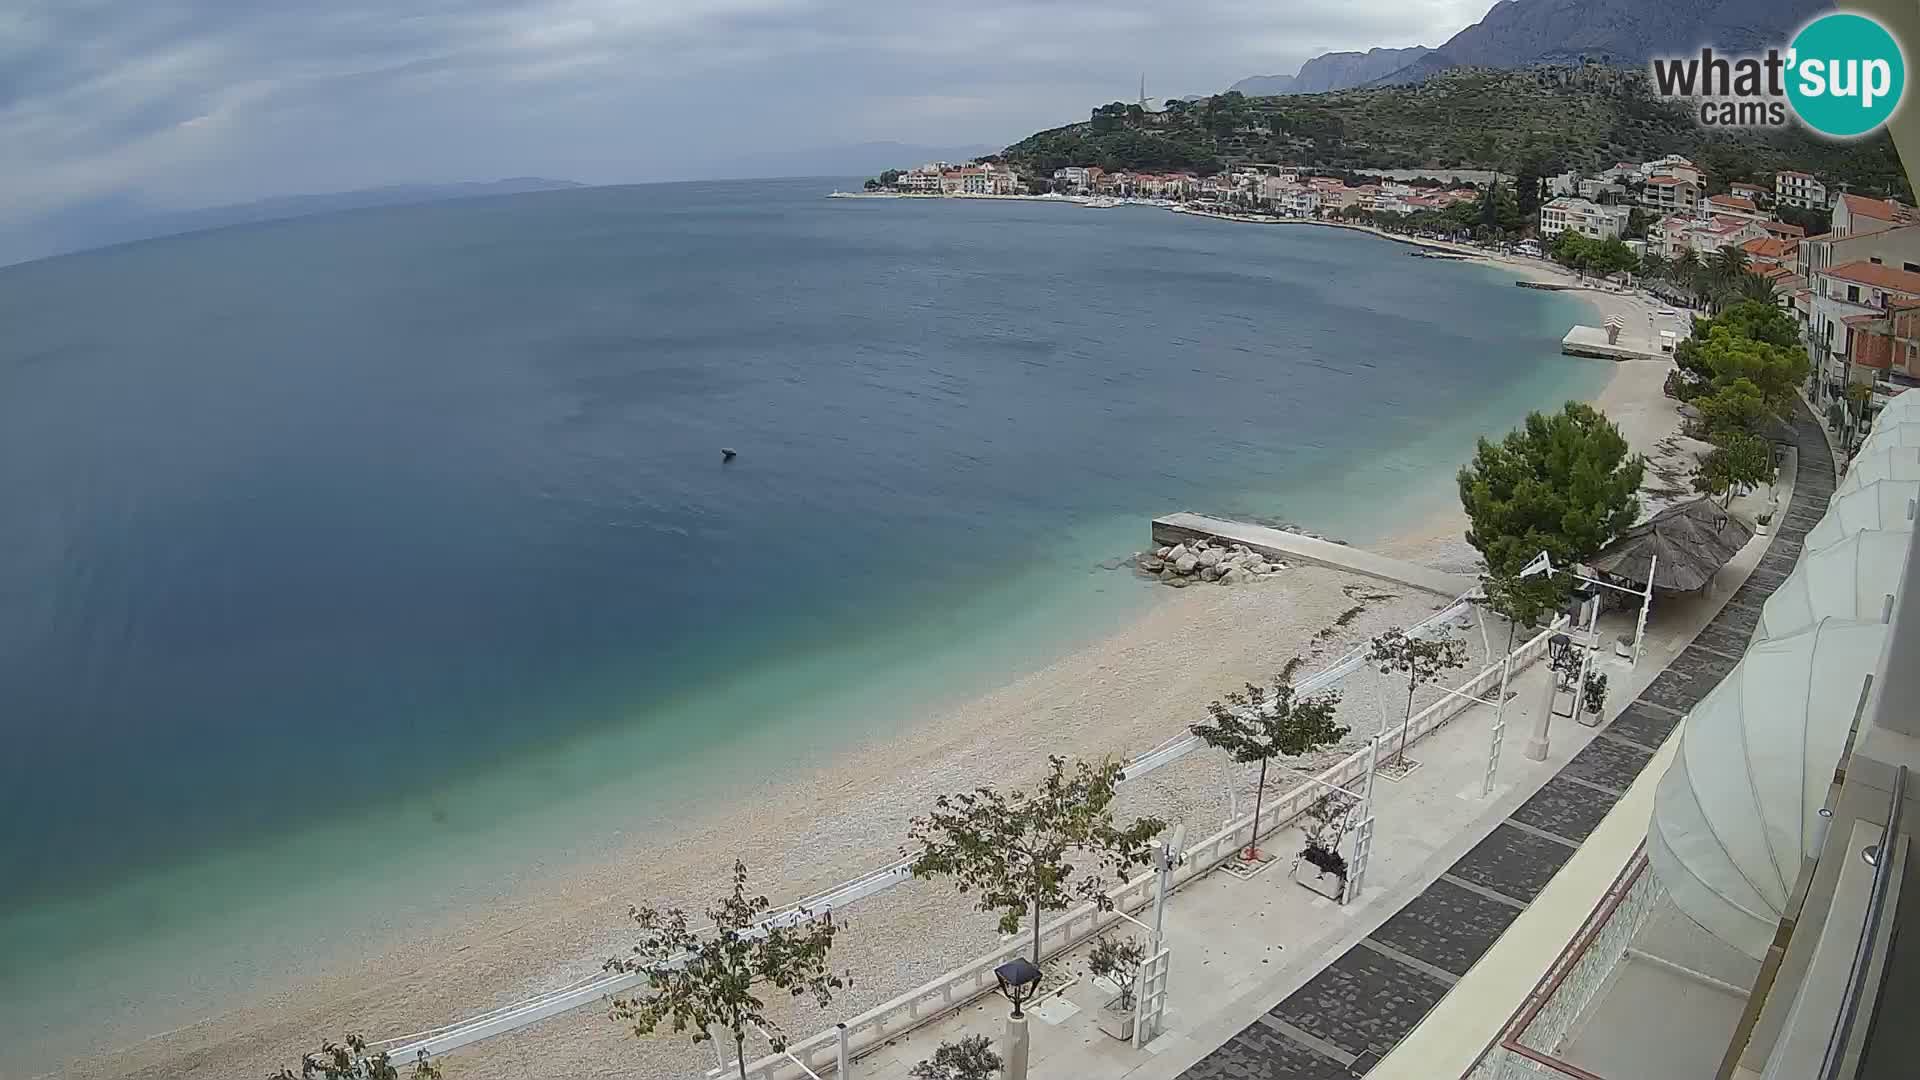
top-left (853, 152), bottom-right (1920, 448)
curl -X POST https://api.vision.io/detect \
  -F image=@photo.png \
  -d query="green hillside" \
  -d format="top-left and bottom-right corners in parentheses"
top-left (999, 66), bottom-right (1911, 200)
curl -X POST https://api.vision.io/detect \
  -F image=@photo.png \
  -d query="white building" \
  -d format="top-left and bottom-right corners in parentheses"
top-left (1540, 196), bottom-right (1630, 240)
top-left (1702, 193), bottom-right (1766, 223)
top-left (1775, 170), bottom-right (1829, 210)
top-left (1640, 175), bottom-right (1702, 215)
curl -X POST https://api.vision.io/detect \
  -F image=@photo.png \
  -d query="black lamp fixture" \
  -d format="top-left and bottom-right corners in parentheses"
top-left (994, 958), bottom-right (1043, 1018)
top-left (1548, 632), bottom-right (1580, 687)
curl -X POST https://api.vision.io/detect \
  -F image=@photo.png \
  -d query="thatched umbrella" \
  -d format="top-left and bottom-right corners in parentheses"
top-left (1590, 497), bottom-right (1756, 592)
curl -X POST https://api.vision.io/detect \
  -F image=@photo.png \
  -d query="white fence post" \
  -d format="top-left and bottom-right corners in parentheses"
top-left (1484, 653), bottom-right (1513, 797)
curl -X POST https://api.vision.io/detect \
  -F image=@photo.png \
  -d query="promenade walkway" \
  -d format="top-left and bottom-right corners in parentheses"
top-left (838, 405), bottom-right (1829, 1080)
top-left (1171, 398), bottom-right (1834, 1079)
top-left (1151, 513), bottom-right (1476, 598)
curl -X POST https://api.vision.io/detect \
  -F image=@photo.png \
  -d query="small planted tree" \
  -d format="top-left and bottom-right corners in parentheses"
top-left (1190, 679), bottom-right (1347, 860)
top-left (269, 1036), bottom-right (441, 1080)
top-left (906, 756), bottom-right (1166, 967)
top-left (911, 1034), bottom-right (1003, 1080)
top-left (1088, 934), bottom-right (1149, 1009)
top-left (605, 860), bottom-right (845, 1080)
top-left (1476, 568), bottom-right (1562, 656)
top-left (1693, 432), bottom-right (1777, 507)
top-left (1368, 628), bottom-right (1470, 767)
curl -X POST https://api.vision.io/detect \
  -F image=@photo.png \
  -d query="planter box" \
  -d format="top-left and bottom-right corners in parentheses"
top-left (1098, 996), bottom-right (1136, 1041)
top-left (1292, 863), bottom-right (1347, 902)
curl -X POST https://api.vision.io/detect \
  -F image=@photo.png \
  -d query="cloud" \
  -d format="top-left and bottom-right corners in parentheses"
top-left (1, 0), bottom-right (1491, 241)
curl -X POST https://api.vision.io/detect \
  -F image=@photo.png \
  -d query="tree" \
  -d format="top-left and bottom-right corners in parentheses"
top-left (1624, 207), bottom-right (1650, 240)
top-left (269, 1036), bottom-right (441, 1080)
top-left (1087, 935), bottom-right (1149, 1009)
top-left (1692, 431), bottom-right (1776, 506)
top-left (605, 861), bottom-right (845, 1080)
top-left (1693, 378), bottom-right (1772, 439)
top-left (906, 756), bottom-right (1165, 966)
top-left (1368, 628), bottom-right (1469, 767)
top-left (1476, 567), bottom-right (1563, 655)
top-left (911, 1035), bottom-right (1003, 1080)
top-left (1457, 402), bottom-right (1645, 577)
top-left (1190, 679), bottom-right (1347, 860)
top-left (1711, 245), bottom-right (1750, 280)
top-left (1674, 318), bottom-right (1809, 420)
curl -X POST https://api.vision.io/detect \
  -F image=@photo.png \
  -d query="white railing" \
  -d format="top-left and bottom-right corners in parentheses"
top-left (372, 591), bottom-right (1539, 1071)
top-left (736, 617), bottom-right (1569, 1080)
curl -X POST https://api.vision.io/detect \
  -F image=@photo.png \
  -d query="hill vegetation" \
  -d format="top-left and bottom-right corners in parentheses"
top-left (999, 66), bottom-right (1911, 200)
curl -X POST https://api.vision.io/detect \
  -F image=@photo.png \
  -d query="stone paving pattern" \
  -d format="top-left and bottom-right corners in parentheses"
top-left (1179, 399), bottom-right (1834, 1080)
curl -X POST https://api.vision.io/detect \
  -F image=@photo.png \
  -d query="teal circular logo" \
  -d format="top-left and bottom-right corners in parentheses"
top-left (1787, 13), bottom-right (1906, 137)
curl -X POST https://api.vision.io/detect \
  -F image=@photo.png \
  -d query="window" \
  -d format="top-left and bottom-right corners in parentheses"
top-left (1850, 285), bottom-right (1862, 302)
top-left (1872, 257), bottom-right (1885, 264)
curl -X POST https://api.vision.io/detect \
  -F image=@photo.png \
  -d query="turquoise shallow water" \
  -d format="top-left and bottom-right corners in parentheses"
top-left (0, 179), bottom-right (1603, 1069)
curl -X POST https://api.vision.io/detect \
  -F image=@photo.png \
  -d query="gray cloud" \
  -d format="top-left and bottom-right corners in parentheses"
top-left (2, 0), bottom-right (1489, 241)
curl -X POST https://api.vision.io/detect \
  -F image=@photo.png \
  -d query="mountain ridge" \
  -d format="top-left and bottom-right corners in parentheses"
top-left (1230, 46), bottom-right (1433, 96)
top-left (1372, 0), bottom-right (1833, 85)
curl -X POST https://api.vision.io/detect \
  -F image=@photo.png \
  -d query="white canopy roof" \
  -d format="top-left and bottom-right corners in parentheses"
top-left (1758, 530), bottom-right (1908, 641)
top-left (1856, 418), bottom-right (1920, 457)
top-left (1873, 391), bottom-right (1920, 427)
top-left (1837, 444), bottom-right (1920, 496)
top-left (1648, 619), bottom-right (1888, 960)
top-left (1803, 479), bottom-right (1918, 550)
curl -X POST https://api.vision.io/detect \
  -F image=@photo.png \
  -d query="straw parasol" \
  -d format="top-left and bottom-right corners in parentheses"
top-left (1589, 497), bottom-right (1755, 592)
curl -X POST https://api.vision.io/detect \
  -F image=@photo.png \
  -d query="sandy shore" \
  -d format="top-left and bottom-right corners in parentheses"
top-left (56, 231), bottom-right (1684, 1080)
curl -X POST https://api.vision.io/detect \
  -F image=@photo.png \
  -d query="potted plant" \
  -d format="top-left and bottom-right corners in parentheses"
top-left (1087, 935), bottom-right (1148, 1041)
top-left (1756, 510), bottom-right (1773, 536)
top-left (1292, 791), bottom-right (1355, 901)
top-left (912, 1035), bottom-right (1003, 1080)
top-left (1583, 670), bottom-right (1610, 719)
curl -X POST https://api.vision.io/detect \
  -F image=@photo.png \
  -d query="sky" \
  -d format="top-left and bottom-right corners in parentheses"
top-left (2, 0), bottom-right (1493, 251)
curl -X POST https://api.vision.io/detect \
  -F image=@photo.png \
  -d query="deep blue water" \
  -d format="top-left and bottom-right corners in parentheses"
top-left (0, 178), bottom-right (1600, 1068)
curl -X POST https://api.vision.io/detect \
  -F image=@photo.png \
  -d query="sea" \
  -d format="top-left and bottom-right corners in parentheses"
top-left (0, 178), bottom-right (1603, 1072)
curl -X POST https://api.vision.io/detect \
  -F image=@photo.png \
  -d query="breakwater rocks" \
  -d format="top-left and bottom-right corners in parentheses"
top-left (1136, 539), bottom-right (1288, 588)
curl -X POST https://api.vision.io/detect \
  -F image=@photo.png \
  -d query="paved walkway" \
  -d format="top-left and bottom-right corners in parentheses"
top-left (1173, 399), bottom-right (1836, 1080)
top-left (1151, 513), bottom-right (1476, 597)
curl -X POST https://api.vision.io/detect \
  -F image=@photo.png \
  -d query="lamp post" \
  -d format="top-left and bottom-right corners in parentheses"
top-left (994, 958), bottom-right (1042, 1080)
top-left (1529, 632), bottom-right (1574, 761)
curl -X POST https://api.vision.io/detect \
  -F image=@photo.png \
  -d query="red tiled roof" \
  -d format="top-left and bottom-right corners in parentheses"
top-left (1646, 176), bottom-right (1684, 186)
top-left (1708, 194), bottom-right (1758, 212)
top-left (1801, 231), bottom-right (1836, 243)
top-left (1741, 236), bottom-right (1796, 258)
top-left (1825, 259), bottom-right (1920, 293)
top-left (1843, 193), bottom-right (1903, 221)
top-left (1777, 170), bottom-right (1813, 181)
top-left (1764, 221), bottom-right (1807, 238)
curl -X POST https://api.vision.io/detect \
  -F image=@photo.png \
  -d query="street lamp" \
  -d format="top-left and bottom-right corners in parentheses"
top-left (994, 958), bottom-right (1043, 1080)
top-left (993, 958), bottom-right (1043, 1019)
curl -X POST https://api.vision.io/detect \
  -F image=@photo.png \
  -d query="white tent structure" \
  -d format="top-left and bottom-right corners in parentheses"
top-left (1803, 479), bottom-right (1918, 550)
top-left (1872, 390), bottom-right (1920, 427)
top-left (1854, 418), bottom-right (1920, 456)
top-left (1648, 619), bottom-right (1888, 961)
top-left (1837, 444), bottom-right (1920, 495)
top-left (1757, 531), bottom-right (1908, 641)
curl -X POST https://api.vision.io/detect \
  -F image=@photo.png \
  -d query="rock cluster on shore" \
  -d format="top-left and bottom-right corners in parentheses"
top-left (1136, 539), bottom-right (1287, 588)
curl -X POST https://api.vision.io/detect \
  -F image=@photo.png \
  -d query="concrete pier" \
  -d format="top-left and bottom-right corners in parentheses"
top-left (1563, 324), bottom-right (1665, 361)
top-left (1151, 512), bottom-right (1476, 597)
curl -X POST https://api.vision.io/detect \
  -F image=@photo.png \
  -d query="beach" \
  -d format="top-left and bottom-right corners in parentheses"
top-left (33, 209), bottom-right (1682, 1080)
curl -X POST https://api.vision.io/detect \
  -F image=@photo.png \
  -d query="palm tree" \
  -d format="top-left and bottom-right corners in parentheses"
top-left (1639, 252), bottom-right (1671, 281)
top-left (1735, 271), bottom-right (1780, 305)
top-left (1712, 245), bottom-right (1750, 280)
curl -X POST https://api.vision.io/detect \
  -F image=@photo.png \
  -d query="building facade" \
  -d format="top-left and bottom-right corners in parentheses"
top-left (1540, 196), bottom-right (1630, 239)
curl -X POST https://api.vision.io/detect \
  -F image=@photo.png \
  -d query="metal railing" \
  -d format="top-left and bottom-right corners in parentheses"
top-left (1818, 764), bottom-right (1907, 1080)
top-left (364, 591), bottom-right (1501, 1066)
